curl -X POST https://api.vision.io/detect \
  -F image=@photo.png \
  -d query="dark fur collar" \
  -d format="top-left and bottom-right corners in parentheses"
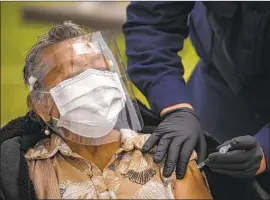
top-left (0, 111), bottom-right (45, 200)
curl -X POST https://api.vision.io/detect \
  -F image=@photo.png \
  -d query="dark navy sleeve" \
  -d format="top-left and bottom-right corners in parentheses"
top-left (255, 124), bottom-right (270, 172)
top-left (123, 1), bottom-right (194, 114)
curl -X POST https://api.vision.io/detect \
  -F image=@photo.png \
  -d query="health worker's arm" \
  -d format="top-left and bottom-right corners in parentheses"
top-left (123, 2), bottom-right (195, 114)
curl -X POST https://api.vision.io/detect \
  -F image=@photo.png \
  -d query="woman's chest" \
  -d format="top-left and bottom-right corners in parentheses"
top-left (29, 151), bottom-right (175, 199)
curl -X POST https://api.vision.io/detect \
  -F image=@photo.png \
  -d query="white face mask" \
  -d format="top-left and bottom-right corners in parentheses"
top-left (50, 68), bottom-right (126, 138)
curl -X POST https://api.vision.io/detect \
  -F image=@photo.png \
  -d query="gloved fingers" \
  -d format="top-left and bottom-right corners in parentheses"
top-left (175, 139), bottom-right (194, 179)
top-left (153, 136), bottom-right (171, 163)
top-left (142, 132), bottom-right (161, 153)
top-left (217, 135), bottom-right (257, 151)
top-left (163, 138), bottom-right (183, 178)
top-left (230, 136), bottom-right (257, 150)
top-left (207, 150), bottom-right (250, 164)
top-left (195, 132), bottom-right (207, 163)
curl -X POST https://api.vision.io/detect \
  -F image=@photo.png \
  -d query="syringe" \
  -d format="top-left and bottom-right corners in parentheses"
top-left (197, 161), bottom-right (207, 169)
top-left (197, 158), bottom-right (209, 169)
top-left (197, 143), bottom-right (233, 169)
top-left (219, 143), bottom-right (232, 154)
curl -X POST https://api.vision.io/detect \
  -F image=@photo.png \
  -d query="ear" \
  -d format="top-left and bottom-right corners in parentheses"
top-left (27, 95), bottom-right (51, 122)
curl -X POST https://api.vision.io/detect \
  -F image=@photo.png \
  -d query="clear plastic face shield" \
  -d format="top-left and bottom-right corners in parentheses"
top-left (29, 31), bottom-right (143, 145)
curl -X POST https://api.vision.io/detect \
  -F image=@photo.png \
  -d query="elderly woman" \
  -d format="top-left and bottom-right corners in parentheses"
top-left (0, 22), bottom-right (268, 200)
top-left (0, 22), bottom-right (212, 200)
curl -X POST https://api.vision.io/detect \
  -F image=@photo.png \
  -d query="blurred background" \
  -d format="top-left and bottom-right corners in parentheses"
top-left (1, 2), bottom-right (199, 126)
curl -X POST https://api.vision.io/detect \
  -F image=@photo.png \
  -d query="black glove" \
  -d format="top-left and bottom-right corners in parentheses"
top-left (205, 135), bottom-right (263, 181)
top-left (141, 107), bottom-right (207, 179)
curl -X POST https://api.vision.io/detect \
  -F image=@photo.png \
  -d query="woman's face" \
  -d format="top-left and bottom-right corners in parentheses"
top-left (32, 38), bottom-right (109, 121)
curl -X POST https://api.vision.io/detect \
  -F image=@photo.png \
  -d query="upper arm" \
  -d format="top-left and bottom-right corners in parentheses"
top-left (123, 1), bottom-right (194, 47)
top-left (174, 156), bottom-right (212, 199)
top-left (123, 1), bottom-right (194, 71)
top-left (123, 2), bottom-right (195, 113)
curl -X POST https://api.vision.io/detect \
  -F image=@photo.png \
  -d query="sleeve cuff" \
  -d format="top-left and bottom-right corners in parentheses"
top-left (255, 124), bottom-right (270, 172)
top-left (146, 74), bottom-right (191, 114)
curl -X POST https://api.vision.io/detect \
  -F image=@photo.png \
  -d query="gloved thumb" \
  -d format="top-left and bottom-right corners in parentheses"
top-left (195, 132), bottom-right (207, 163)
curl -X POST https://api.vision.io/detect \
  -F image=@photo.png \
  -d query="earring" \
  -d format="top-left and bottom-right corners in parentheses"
top-left (44, 125), bottom-right (51, 136)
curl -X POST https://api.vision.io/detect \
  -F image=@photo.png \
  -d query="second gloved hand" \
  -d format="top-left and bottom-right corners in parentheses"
top-left (205, 135), bottom-right (264, 181)
top-left (141, 107), bottom-right (207, 179)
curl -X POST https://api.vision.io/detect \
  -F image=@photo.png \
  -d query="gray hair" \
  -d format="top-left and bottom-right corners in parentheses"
top-left (23, 21), bottom-right (87, 87)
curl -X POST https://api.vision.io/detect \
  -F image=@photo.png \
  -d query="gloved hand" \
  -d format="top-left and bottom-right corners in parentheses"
top-left (205, 135), bottom-right (264, 181)
top-left (141, 107), bottom-right (207, 179)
